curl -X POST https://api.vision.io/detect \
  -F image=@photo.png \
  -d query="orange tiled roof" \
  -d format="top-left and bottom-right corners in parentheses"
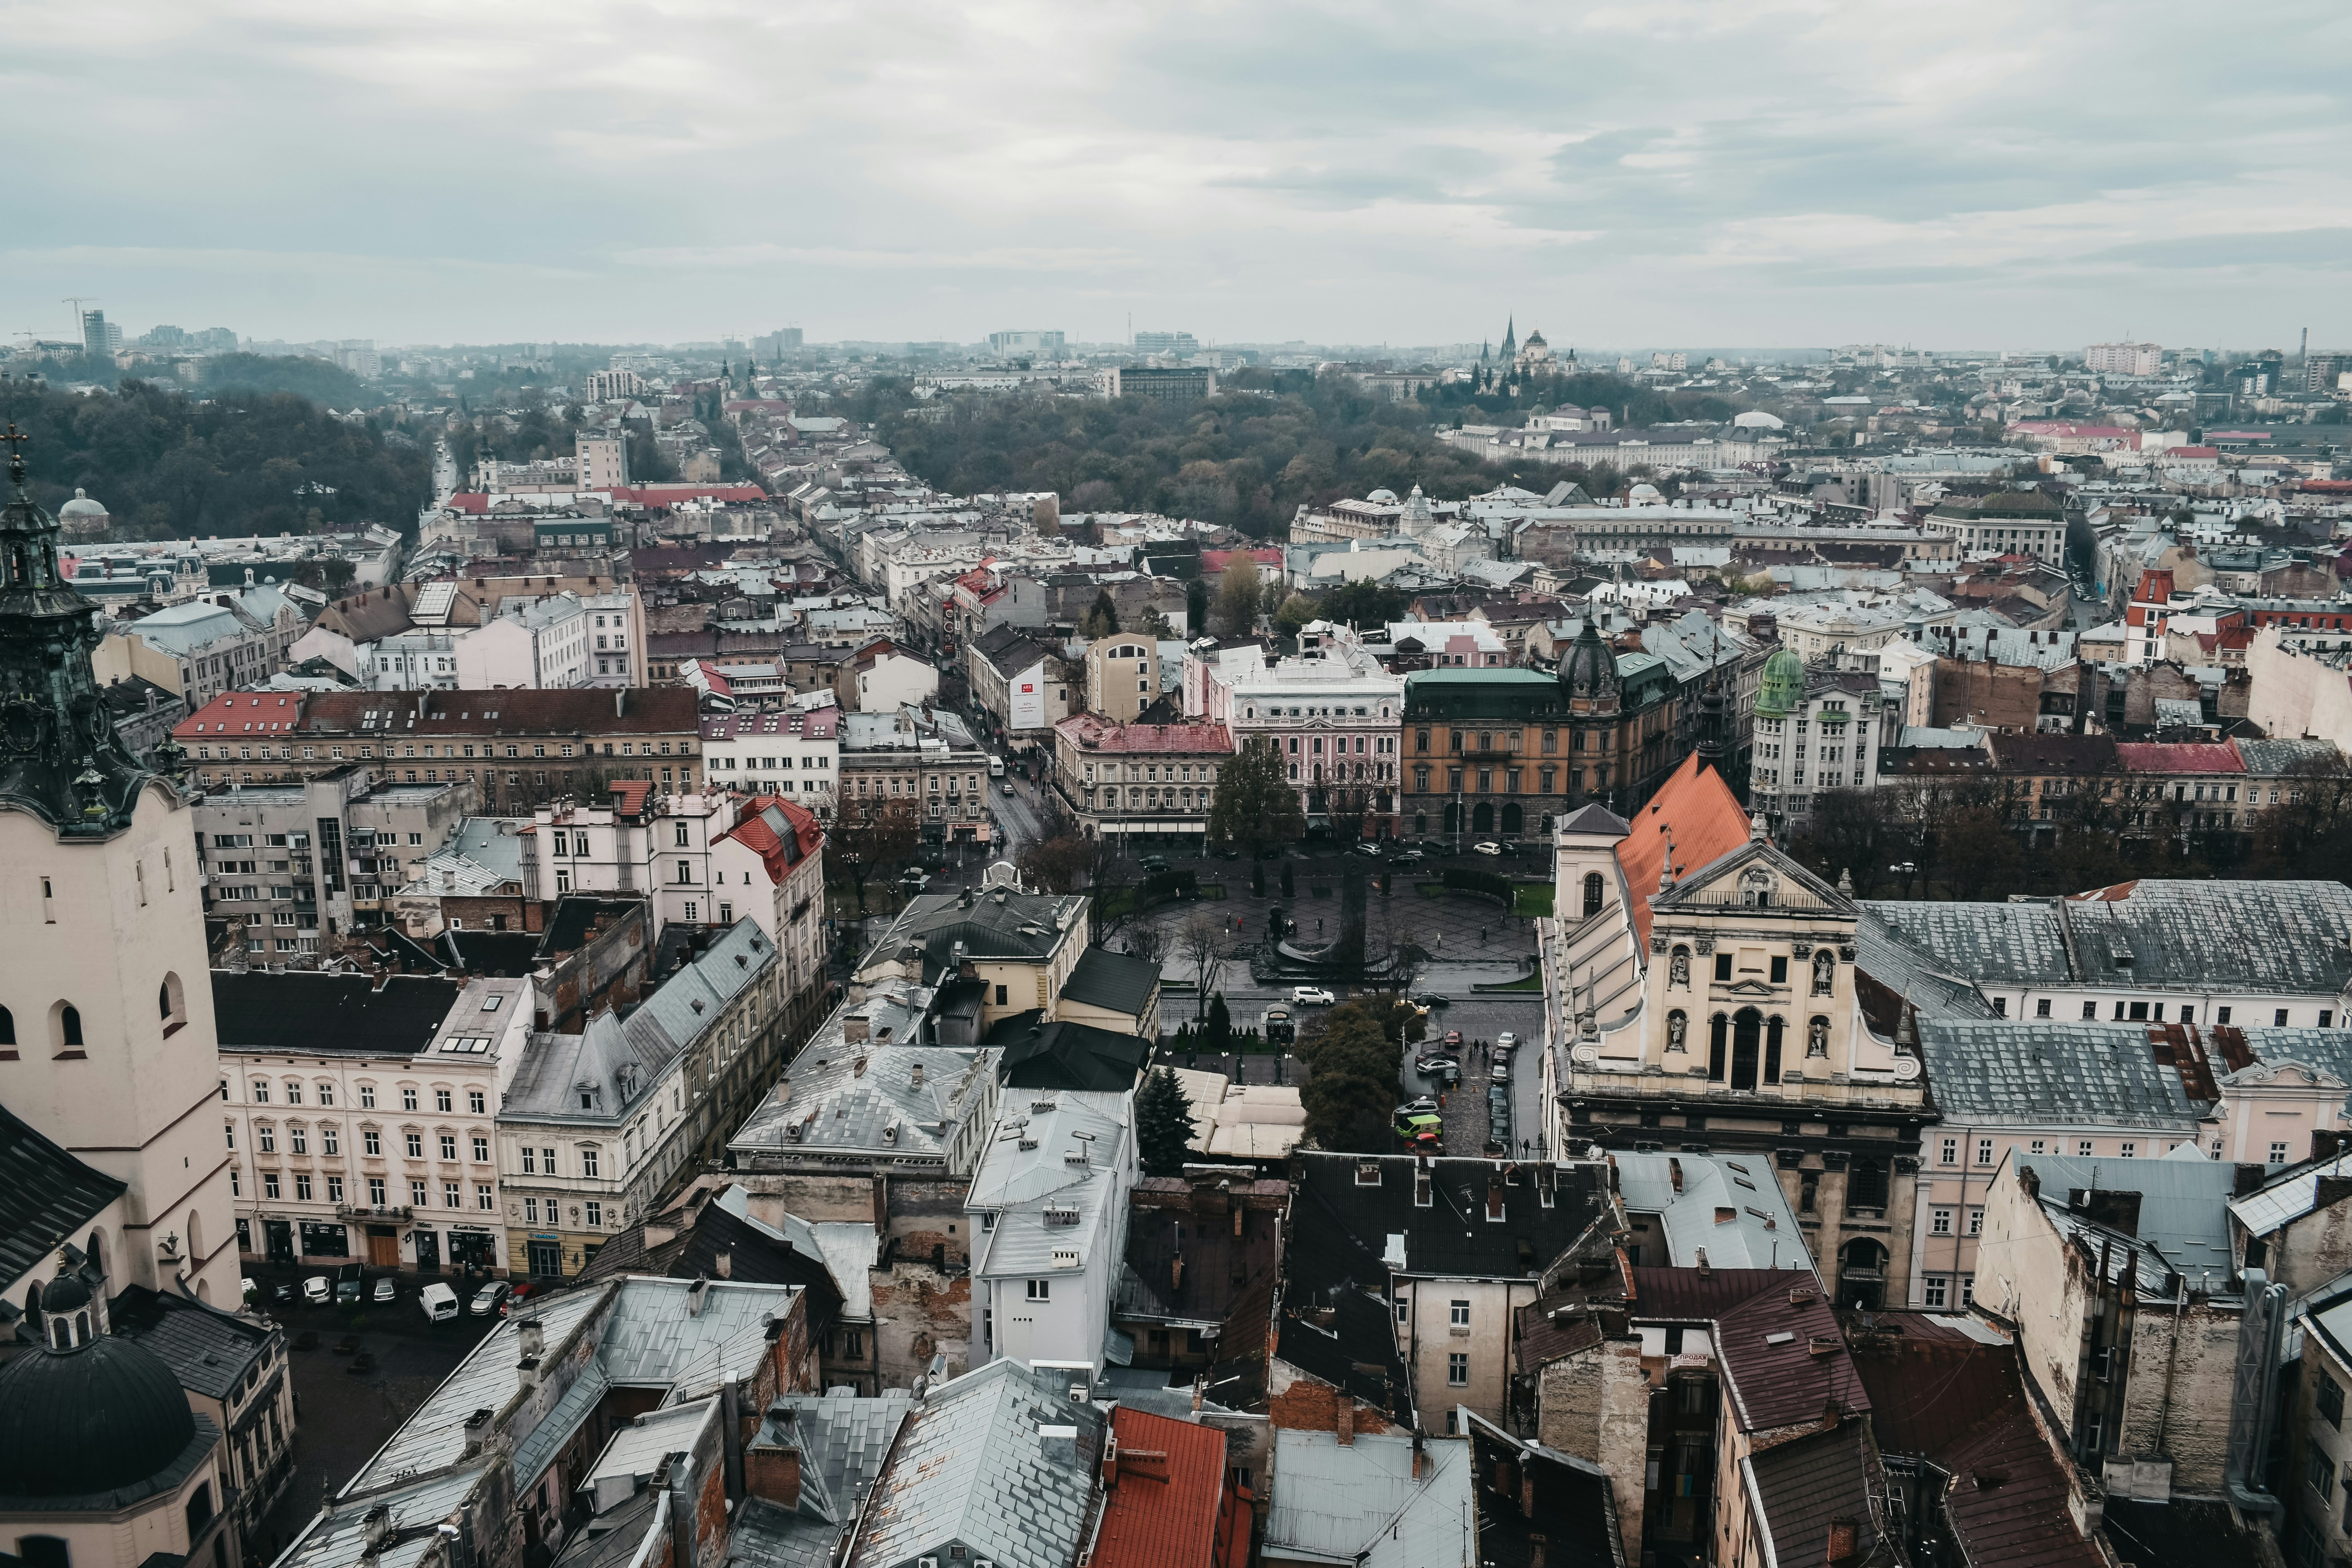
top-left (1091, 1406), bottom-right (1231, 1568)
top-left (1616, 754), bottom-right (1750, 948)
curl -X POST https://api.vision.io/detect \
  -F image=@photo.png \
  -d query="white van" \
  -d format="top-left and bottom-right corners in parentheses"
top-left (988, 757), bottom-right (1006, 778)
top-left (418, 1282), bottom-right (460, 1324)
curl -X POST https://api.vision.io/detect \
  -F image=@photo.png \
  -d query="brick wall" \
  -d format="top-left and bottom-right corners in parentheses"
top-left (1265, 1369), bottom-right (1402, 1437)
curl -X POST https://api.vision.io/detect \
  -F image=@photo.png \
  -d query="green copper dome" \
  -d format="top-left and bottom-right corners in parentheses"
top-left (1755, 646), bottom-right (1806, 718)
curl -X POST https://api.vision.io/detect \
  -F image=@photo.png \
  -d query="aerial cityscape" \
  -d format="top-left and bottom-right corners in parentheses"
top-left (4, 7), bottom-right (2352, 1568)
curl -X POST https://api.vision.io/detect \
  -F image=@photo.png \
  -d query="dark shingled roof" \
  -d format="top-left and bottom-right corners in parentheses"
top-left (108, 1284), bottom-right (277, 1403)
top-left (1744, 1422), bottom-right (1898, 1566)
top-left (987, 1015), bottom-right (1153, 1093)
top-left (1289, 1154), bottom-right (1606, 1286)
top-left (211, 972), bottom-right (463, 1057)
top-left (577, 1199), bottom-right (844, 1338)
top-left (1463, 1411), bottom-right (1622, 1568)
top-left (0, 1101), bottom-right (126, 1291)
top-left (1272, 1287), bottom-right (1412, 1426)
top-left (1060, 948), bottom-right (1161, 1021)
top-left (1627, 1267), bottom-right (1869, 1434)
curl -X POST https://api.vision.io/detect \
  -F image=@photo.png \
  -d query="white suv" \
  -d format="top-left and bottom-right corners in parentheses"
top-left (1292, 986), bottom-right (1337, 1006)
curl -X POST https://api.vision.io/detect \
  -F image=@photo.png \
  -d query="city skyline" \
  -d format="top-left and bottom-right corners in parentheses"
top-left (7, 0), bottom-right (2347, 349)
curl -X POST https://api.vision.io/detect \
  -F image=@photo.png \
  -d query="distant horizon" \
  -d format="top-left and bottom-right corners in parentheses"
top-left (10, 4), bottom-right (2346, 349)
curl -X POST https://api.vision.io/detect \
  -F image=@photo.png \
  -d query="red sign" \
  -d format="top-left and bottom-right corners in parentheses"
top-left (1020, 684), bottom-right (1034, 693)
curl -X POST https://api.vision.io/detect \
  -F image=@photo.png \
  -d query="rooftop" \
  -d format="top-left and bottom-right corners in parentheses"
top-left (1091, 1406), bottom-right (1231, 1568)
top-left (0, 1101), bottom-right (126, 1291)
top-left (1264, 1429), bottom-right (1473, 1568)
top-left (211, 972), bottom-right (465, 1059)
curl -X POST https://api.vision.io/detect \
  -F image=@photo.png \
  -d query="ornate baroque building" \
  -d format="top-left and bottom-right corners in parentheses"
top-left (1539, 756), bottom-right (1928, 1306)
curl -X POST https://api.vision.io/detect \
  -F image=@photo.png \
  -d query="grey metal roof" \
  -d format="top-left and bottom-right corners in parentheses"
top-left (768, 1387), bottom-right (913, 1524)
top-left (728, 1031), bottom-right (996, 1165)
top-left (1864, 882), bottom-right (2352, 996)
top-left (1616, 1151), bottom-right (1811, 1272)
top-left (850, 1358), bottom-right (1105, 1568)
top-left (283, 1467), bottom-right (485, 1568)
top-left (867, 886), bottom-right (1085, 971)
top-left (1918, 1022), bottom-right (2208, 1127)
top-left (967, 1094), bottom-right (1129, 1278)
top-left (1264, 1429), bottom-right (1475, 1568)
top-left (2235, 738), bottom-right (2339, 776)
top-left (2228, 1143), bottom-right (2352, 1238)
top-left (0, 1100), bottom-right (126, 1291)
top-left (586, 1396), bottom-right (719, 1488)
top-left (1854, 908), bottom-right (2000, 1021)
top-left (2018, 1149), bottom-right (2240, 1294)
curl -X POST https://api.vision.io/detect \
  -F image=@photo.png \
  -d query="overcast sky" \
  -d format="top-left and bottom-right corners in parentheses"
top-left (9, 0), bottom-right (2348, 351)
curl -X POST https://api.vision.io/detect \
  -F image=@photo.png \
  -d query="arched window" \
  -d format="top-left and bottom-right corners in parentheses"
top-left (0, 1005), bottom-right (14, 1047)
top-left (186, 1209), bottom-right (204, 1263)
top-left (86, 1228), bottom-right (108, 1284)
top-left (1582, 872), bottom-right (1604, 919)
top-left (159, 982), bottom-right (172, 1020)
top-left (56, 1003), bottom-right (83, 1053)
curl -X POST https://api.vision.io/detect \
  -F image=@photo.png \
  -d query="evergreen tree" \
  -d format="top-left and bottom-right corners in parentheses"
top-left (1250, 858), bottom-right (1266, 897)
top-left (1185, 576), bottom-right (1210, 635)
top-left (1279, 859), bottom-right (1295, 898)
top-left (1081, 589), bottom-right (1120, 639)
top-left (1135, 1069), bottom-right (1196, 1177)
top-left (1214, 557), bottom-right (1263, 636)
top-left (1204, 991), bottom-right (1233, 1054)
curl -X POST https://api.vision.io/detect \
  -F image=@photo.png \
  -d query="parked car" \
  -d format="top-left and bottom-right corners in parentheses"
top-left (1139, 854), bottom-right (1170, 873)
top-left (1496, 839), bottom-right (1519, 856)
top-left (1472, 841), bottom-right (1503, 856)
top-left (1292, 986), bottom-right (1337, 1006)
top-left (302, 1275), bottom-right (332, 1306)
top-left (1350, 841), bottom-right (1382, 857)
top-left (371, 1276), bottom-right (397, 1304)
top-left (1393, 1110), bottom-right (1443, 1149)
top-left (1492, 1061), bottom-right (1511, 1083)
top-left (1387, 849), bottom-right (1424, 867)
top-left (500, 1283), bottom-right (535, 1317)
top-left (419, 1282), bottom-right (460, 1323)
top-left (470, 1282), bottom-right (511, 1317)
top-left (901, 870), bottom-right (931, 893)
top-left (1495, 1032), bottom-right (1517, 1052)
top-left (334, 1277), bottom-right (364, 1306)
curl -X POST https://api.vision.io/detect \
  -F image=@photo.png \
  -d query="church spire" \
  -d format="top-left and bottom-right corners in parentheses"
top-left (0, 425), bottom-right (153, 836)
top-left (1500, 316), bottom-right (1517, 359)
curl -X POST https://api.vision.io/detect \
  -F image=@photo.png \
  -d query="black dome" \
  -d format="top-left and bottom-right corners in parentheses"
top-left (0, 1334), bottom-right (199, 1498)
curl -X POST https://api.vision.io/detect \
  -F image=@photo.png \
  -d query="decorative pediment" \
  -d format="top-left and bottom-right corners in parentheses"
top-left (1647, 837), bottom-right (1858, 917)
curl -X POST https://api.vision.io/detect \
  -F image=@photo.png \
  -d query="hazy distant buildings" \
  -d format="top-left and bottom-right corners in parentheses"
top-left (81, 308), bottom-right (120, 359)
top-left (577, 430), bottom-right (630, 489)
top-left (582, 368), bottom-right (647, 402)
top-left (1133, 330), bottom-right (1198, 356)
top-left (754, 327), bottom-right (802, 358)
top-left (987, 329), bottom-right (1064, 357)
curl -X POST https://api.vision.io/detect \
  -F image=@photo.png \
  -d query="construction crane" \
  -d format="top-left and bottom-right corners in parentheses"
top-left (61, 297), bottom-right (99, 345)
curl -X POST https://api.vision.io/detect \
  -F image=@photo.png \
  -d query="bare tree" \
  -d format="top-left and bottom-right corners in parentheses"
top-left (1179, 911), bottom-right (1225, 1017)
top-left (1125, 922), bottom-right (1169, 965)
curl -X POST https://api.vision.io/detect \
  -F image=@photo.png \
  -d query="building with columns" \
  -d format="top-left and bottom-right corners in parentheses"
top-left (0, 437), bottom-right (242, 1310)
top-left (1539, 755), bottom-right (1928, 1308)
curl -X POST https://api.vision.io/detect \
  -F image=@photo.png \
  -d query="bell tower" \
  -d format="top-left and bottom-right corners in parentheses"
top-left (0, 427), bottom-right (240, 1304)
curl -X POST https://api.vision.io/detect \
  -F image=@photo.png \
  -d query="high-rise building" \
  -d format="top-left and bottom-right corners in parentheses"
top-left (80, 308), bottom-right (119, 359)
top-left (576, 429), bottom-right (630, 490)
top-left (754, 328), bottom-right (803, 358)
top-left (0, 432), bottom-right (242, 1308)
top-left (2084, 342), bottom-right (2163, 376)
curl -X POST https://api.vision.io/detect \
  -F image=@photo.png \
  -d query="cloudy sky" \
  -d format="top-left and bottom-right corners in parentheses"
top-left (9, 0), bottom-right (2348, 351)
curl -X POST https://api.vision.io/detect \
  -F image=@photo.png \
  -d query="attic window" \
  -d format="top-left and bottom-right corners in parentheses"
top-left (1355, 1162), bottom-right (1381, 1186)
top-left (1763, 1331), bottom-right (1796, 1346)
top-left (481, 995), bottom-right (504, 1012)
top-left (690, 999), bottom-right (705, 1013)
top-left (736, 955), bottom-right (748, 968)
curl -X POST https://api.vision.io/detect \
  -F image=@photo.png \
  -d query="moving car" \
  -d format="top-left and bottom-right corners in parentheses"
top-left (419, 1282), bottom-right (459, 1323)
top-left (1412, 992), bottom-right (1449, 1010)
top-left (372, 1276), bottom-right (397, 1304)
top-left (901, 870), bottom-right (931, 893)
top-left (1292, 986), bottom-right (1336, 1006)
top-left (1351, 841), bottom-right (1382, 857)
top-left (1414, 1054), bottom-right (1459, 1076)
top-left (1496, 839), bottom-right (1519, 855)
top-left (988, 757), bottom-right (1005, 778)
top-left (500, 1283), bottom-right (535, 1317)
top-left (1139, 854), bottom-right (1170, 873)
top-left (1001, 782), bottom-right (1015, 796)
top-left (302, 1275), bottom-right (331, 1306)
top-left (1443, 1029), bottom-right (1463, 1048)
top-left (1387, 849), bottom-right (1424, 867)
top-left (1472, 841), bottom-right (1503, 856)
top-left (470, 1281), bottom-right (511, 1317)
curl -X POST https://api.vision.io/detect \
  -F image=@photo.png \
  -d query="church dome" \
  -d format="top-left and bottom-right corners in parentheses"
top-left (58, 488), bottom-right (107, 519)
top-left (1557, 622), bottom-right (1621, 713)
top-left (1755, 646), bottom-right (1806, 718)
top-left (0, 1330), bottom-right (200, 1499)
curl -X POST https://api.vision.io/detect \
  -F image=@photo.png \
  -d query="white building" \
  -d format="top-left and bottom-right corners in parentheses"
top-left (1206, 624), bottom-right (1403, 833)
top-left (2085, 342), bottom-right (2165, 376)
top-left (844, 637), bottom-right (942, 713)
top-left (528, 787), bottom-right (740, 935)
top-left (698, 705), bottom-right (841, 817)
top-left (576, 430), bottom-right (630, 490)
top-left (453, 594), bottom-right (592, 690)
top-left (965, 1090), bottom-right (1136, 1377)
top-left (216, 973), bottom-right (532, 1275)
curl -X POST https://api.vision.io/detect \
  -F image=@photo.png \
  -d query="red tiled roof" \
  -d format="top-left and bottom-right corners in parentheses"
top-left (1618, 755), bottom-right (1751, 948)
top-left (1200, 548), bottom-right (1282, 571)
top-left (2115, 742), bottom-right (2243, 774)
top-left (603, 483), bottom-right (768, 505)
top-left (718, 797), bottom-right (822, 885)
top-left (1091, 1406), bottom-right (1230, 1568)
top-left (445, 492), bottom-right (490, 513)
top-left (175, 692), bottom-right (308, 736)
top-left (608, 780), bottom-right (652, 817)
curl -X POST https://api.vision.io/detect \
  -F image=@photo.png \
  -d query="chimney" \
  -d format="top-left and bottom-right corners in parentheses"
top-left (1038, 1424), bottom-right (1079, 1467)
top-left (364, 1506), bottom-right (392, 1556)
top-left (1102, 1436), bottom-right (1121, 1489)
top-left (2234, 1163), bottom-right (2271, 1198)
top-left (518, 1317), bottom-right (545, 1358)
top-left (910, 1061), bottom-right (924, 1088)
top-left (1826, 1516), bottom-right (1860, 1566)
top-left (1335, 1393), bottom-right (1354, 1445)
top-left (715, 1248), bottom-right (733, 1279)
top-left (1411, 1430), bottom-right (1426, 1481)
top-left (686, 1277), bottom-right (710, 1318)
top-left (461, 1407), bottom-right (492, 1459)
